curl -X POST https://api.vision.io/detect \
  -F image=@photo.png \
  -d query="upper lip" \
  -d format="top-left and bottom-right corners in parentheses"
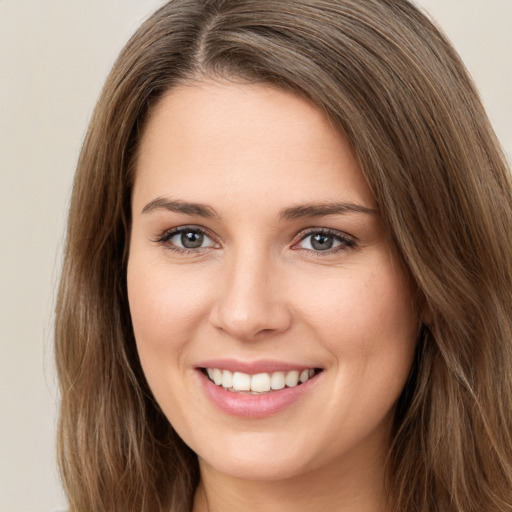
top-left (196, 359), bottom-right (321, 375)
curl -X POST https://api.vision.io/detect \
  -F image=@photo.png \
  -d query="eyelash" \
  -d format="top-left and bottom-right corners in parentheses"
top-left (155, 226), bottom-right (357, 255)
top-left (155, 225), bottom-right (219, 255)
top-left (292, 228), bottom-right (357, 254)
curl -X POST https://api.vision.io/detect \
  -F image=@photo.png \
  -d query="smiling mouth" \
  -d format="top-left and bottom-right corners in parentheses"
top-left (201, 368), bottom-right (322, 394)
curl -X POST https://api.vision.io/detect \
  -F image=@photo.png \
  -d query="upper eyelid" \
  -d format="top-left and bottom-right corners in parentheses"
top-left (291, 228), bottom-right (358, 253)
top-left (157, 225), bottom-right (216, 242)
top-left (293, 227), bottom-right (357, 242)
top-left (155, 226), bottom-right (219, 254)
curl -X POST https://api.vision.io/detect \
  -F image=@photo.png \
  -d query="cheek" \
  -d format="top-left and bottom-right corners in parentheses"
top-left (126, 253), bottom-right (214, 432)
top-left (126, 252), bottom-right (211, 369)
top-left (296, 260), bottom-right (418, 395)
top-left (308, 262), bottom-right (417, 345)
top-left (306, 263), bottom-right (418, 436)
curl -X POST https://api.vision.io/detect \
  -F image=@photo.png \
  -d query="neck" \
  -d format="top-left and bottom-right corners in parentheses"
top-left (192, 451), bottom-right (390, 512)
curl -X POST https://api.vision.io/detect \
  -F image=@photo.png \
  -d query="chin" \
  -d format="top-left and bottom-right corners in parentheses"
top-left (201, 450), bottom-right (313, 483)
top-left (190, 426), bottom-right (339, 484)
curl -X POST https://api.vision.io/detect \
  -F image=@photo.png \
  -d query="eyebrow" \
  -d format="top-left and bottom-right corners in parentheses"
top-left (279, 202), bottom-right (377, 220)
top-left (141, 198), bottom-right (218, 218)
top-left (141, 197), bottom-right (377, 220)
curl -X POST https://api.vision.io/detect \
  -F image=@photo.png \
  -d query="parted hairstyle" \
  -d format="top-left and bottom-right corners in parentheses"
top-left (55, 1), bottom-right (512, 511)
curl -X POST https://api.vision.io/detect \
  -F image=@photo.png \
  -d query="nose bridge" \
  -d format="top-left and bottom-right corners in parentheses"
top-left (211, 243), bottom-right (292, 339)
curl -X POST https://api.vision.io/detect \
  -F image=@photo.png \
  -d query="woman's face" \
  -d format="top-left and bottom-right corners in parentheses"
top-left (128, 81), bottom-right (419, 482)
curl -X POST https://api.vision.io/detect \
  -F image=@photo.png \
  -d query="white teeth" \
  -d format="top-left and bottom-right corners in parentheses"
top-left (232, 372), bottom-right (251, 391)
top-left (251, 373), bottom-right (271, 392)
top-left (205, 367), bottom-right (317, 393)
top-left (270, 371), bottom-right (285, 390)
top-left (285, 370), bottom-right (299, 388)
top-left (212, 368), bottom-right (223, 386)
top-left (221, 369), bottom-right (233, 388)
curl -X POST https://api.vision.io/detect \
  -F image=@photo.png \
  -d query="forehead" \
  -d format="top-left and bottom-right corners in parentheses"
top-left (133, 80), bottom-right (375, 213)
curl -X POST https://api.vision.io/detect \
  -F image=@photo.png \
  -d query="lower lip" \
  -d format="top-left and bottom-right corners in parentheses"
top-left (197, 370), bottom-right (320, 418)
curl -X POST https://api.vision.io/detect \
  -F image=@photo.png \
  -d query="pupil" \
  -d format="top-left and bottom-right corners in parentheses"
top-left (181, 231), bottom-right (203, 248)
top-left (311, 234), bottom-right (333, 250)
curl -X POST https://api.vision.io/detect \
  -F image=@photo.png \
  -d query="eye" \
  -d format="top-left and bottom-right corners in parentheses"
top-left (157, 226), bottom-right (218, 252)
top-left (294, 229), bottom-right (356, 252)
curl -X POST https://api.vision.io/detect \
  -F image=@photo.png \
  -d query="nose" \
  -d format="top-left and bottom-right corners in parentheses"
top-left (209, 249), bottom-right (293, 341)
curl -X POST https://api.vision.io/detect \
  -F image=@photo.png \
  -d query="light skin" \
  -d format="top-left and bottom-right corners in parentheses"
top-left (127, 80), bottom-right (419, 512)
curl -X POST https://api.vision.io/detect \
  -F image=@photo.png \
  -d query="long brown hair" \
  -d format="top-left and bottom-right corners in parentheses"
top-left (55, 1), bottom-right (512, 511)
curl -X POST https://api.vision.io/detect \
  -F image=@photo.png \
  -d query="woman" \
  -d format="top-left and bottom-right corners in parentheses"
top-left (55, 1), bottom-right (512, 511)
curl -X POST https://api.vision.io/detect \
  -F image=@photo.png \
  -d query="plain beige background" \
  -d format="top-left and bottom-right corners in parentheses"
top-left (0, 1), bottom-right (510, 511)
